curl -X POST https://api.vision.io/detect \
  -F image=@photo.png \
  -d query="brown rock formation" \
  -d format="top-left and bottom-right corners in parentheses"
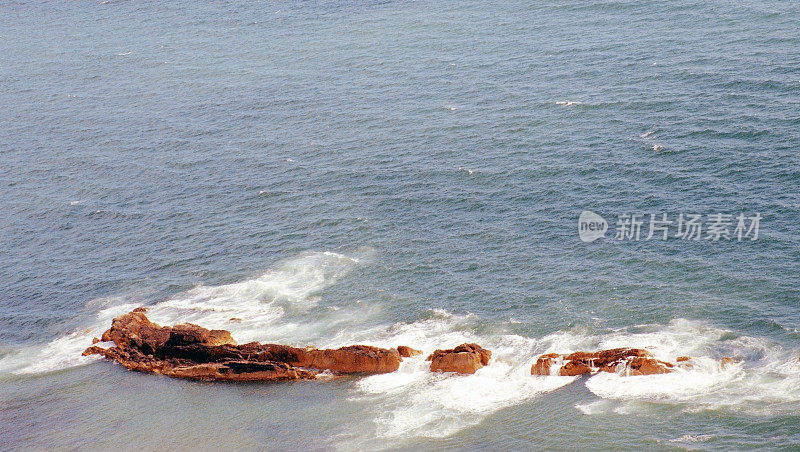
top-left (84, 309), bottom-right (402, 381)
top-left (397, 346), bottom-right (423, 357)
top-left (530, 348), bottom-right (675, 376)
top-left (427, 343), bottom-right (491, 374)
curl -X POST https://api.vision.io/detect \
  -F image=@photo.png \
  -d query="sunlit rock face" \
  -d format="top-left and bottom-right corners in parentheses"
top-left (84, 309), bottom-right (402, 381)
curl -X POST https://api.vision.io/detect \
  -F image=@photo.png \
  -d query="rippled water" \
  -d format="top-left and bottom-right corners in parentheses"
top-left (1, 0), bottom-right (799, 450)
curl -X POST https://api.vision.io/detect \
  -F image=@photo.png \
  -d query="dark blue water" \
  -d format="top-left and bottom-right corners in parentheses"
top-left (2, 0), bottom-right (799, 449)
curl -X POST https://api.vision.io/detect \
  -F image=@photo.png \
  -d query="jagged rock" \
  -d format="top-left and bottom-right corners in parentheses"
top-left (99, 310), bottom-right (171, 354)
top-left (530, 348), bottom-right (675, 376)
top-left (397, 346), bottom-right (422, 357)
top-left (84, 309), bottom-right (401, 381)
top-left (427, 343), bottom-right (491, 374)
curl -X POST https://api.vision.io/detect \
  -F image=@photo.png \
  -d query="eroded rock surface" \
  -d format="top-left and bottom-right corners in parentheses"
top-left (397, 346), bottom-right (423, 357)
top-left (530, 348), bottom-right (676, 376)
top-left (427, 343), bottom-right (491, 374)
top-left (84, 309), bottom-right (402, 381)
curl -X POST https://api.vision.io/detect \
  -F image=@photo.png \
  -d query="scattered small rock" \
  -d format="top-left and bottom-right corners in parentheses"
top-left (397, 346), bottom-right (422, 358)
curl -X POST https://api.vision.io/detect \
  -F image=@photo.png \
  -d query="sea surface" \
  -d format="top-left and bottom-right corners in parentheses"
top-left (1, 0), bottom-right (799, 450)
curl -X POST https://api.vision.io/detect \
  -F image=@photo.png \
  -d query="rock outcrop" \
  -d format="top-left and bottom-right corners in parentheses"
top-left (84, 309), bottom-right (402, 381)
top-left (530, 348), bottom-right (676, 376)
top-left (427, 343), bottom-right (491, 374)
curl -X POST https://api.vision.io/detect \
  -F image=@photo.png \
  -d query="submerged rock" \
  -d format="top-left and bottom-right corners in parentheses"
top-left (719, 357), bottom-right (736, 369)
top-left (397, 345), bottom-right (423, 357)
top-left (84, 309), bottom-right (402, 381)
top-left (530, 348), bottom-right (676, 376)
top-left (427, 343), bottom-right (491, 374)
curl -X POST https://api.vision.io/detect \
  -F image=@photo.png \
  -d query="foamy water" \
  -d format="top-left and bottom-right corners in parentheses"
top-left (351, 323), bottom-right (577, 440)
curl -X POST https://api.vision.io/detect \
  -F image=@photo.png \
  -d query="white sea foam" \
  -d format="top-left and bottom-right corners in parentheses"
top-left (343, 312), bottom-right (577, 440)
top-left (142, 251), bottom-right (359, 342)
top-left (540, 319), bottom-right (800, 416)
top-left (0, 299), bottom-right (140, 375)
top-left (575, 399), bottom-right (616, 415)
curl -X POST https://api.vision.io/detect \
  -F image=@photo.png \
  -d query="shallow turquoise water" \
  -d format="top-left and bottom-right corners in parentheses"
top-left (1, 0), bottom-right (799, 450)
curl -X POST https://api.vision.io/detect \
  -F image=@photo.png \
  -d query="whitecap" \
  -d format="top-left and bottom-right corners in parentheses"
top-left (671, 434), bottom-right (714, 443)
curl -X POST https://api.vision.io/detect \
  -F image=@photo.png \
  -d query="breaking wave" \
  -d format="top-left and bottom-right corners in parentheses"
top-left (0, 251), bottom-right (361, 375)
top-left (346, 311), bottom-right (577, 441)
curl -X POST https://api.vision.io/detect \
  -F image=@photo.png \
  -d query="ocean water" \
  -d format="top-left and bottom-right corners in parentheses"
top-left (1, 0), bottom-right (799, 449)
